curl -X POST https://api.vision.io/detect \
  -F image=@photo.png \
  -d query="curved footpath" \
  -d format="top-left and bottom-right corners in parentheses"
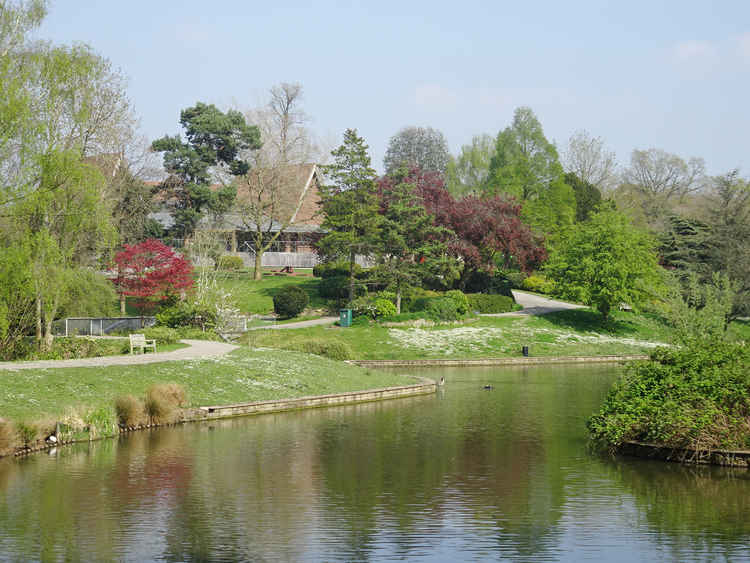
top-left (0, 339), bottom-right (239, 371)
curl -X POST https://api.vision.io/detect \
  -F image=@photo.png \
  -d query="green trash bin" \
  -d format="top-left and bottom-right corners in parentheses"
top-left (339, 308), bottom-right (352, 328)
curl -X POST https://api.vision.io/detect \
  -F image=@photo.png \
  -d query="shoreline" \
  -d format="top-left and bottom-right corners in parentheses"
top-left (620, 441), bottom-right (750, 468)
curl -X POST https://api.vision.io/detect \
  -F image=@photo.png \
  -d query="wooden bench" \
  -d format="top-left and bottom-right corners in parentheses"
top-left (129, 333), bottom-right (156, 354)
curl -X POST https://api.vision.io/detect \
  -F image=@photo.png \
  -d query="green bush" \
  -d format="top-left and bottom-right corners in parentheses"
top-left (446, 289), bottom-right (469, 315)
top-left (143, 326), bottom-right (179, 345)
top-left (216, 255), bottom-right (244, 270)
top-left (31, 337), bottom-right (125, 361)
top-left (522, 274), bottom-right (555, 294)
top-left (403, 288), bottom-right (441, 313)
top-left (16, 421), bottom-right (37, 447)
top-left (156, 301), bottom-right (218, 329)
top-left (463, 270), bottom-right (514, 297)
top-left (295, 339), bottom-right (353, 361)
top-left (313, 260), bottom-right (363, 279)
top-left (467, 294), bottom-right (515, 314)
top-left (587, 341), bottom-right (750, 452)
top-left (374, 298), bottom-right (397, 318)
top-left (380, 312), bottom-right (426, 323)
top-left (273, 285), bottom-right (309, 319)
top-left (318, 276), bottom-right (366, 301)
top-left (425, 297), bottom-right (460, 321)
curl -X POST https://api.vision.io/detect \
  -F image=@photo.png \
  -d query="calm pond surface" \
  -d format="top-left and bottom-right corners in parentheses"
top-left (1, 364), bottom-right (749, 562)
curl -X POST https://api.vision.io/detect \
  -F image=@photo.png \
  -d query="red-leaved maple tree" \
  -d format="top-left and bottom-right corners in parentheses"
top-left (113, 239), bottom-right (194, 316)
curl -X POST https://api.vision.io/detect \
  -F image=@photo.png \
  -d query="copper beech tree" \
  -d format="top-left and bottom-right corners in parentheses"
top-left (113, 239), bottom-right (193, 316)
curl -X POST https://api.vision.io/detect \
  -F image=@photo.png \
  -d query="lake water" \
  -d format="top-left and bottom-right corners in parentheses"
top-left (0, 364), bottom-right (748, 562)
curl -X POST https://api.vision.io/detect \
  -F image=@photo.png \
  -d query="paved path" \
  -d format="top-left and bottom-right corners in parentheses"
top-left (0, 339), bottom-right (239, 371)
top-left (247, 316), bottom-right (339, 330)
top-left (482, 290), bottom-right (586, 317)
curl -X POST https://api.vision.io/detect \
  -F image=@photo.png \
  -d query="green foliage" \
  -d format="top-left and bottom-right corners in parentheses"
top-left (27, 337), bottom-right (126, 361)
top-left (293, 339), bottom-right (353, 361)
top-left (216, 255), bottom-right (244, 271)
top-left (318, 275), bottom-right (366, 302)
top-left (521, 274), bottom-right (555, 295)
top-left (273, 285), bottom-right (309, 319)
top-left (424, 297), bottom-right (460, 321)
top-left (446, 133), bottom-right (495, 196)
top-left (445, 290), bottom-right (469, 315)
top-left (565, 172), bottom-right (602, 222)
top-left (155, 300), bottom-right (218, 330)
top-left (546, 208), bottom-right (663, 319)
top-left (467, 294), bottom-right (515, 314)
top-left (463, 270), bottom-right (514, 297)
top-left (374, 298), bottom-right (397, 318)
top-left (151, 102), bottom-right (261, 237)
top-left (57, 269), bottom-right (118, 318)
top-left (487, 107), bottom-right (575, 237)
top-left (318, 129), bottom-right (382, 302)
top-left (143, 326), bottom-right (179, 345)
top-left (587, 341), bottom-right (750, 451)
top-left (16, 421), bottom-right (38, 447)
top-left (313, 260), bottom-right (363, 279)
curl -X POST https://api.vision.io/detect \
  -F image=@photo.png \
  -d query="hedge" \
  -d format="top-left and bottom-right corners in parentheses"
top-left (467, 294), bottom-right (515, 314)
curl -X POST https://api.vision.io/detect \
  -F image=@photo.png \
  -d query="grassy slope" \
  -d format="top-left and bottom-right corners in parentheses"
top-left (214, 270), bottom-right (326, 315)
top-left (240, 308), bottom-right (676, 360)
top-left (0, 348), bottom-right (409, 422)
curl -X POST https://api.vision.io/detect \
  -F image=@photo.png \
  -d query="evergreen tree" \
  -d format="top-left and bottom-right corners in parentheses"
top-left (151, 103), bottom-right (261, 238)
top-left (318, 129), bottom-right (381, 302)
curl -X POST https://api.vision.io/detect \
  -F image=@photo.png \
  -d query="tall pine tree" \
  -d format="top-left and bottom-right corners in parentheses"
top-left (318, 129), bottom-right (381, 302)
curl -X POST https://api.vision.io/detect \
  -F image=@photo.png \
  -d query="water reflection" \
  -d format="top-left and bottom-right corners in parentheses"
top-left (0, 364), bottom-right (748, 561)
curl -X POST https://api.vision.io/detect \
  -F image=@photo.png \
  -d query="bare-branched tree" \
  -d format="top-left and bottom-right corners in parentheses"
top-left (562, 130), bottom-right (617, 193)
top-left (237, 82), bottom-right (324, 279)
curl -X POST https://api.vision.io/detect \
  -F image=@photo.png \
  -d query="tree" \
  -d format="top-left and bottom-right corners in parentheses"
top-left (564, 172), bottom-right (602, 222)
top-left (108, 167), bottom-right (159, 244)
top-left (447, 195), bottom-right (547, 287)
top-left (236, 82), bottom-right (322, 279)
top-left (562, 130), bottom-right (617, 193)
top-left (621, 148), bottom-right (706, 223)
top-left (546, 209), bottom-right (663, 320)
top-left (318, 129), bottom-right (381, 302)
top-left (703, 170), bottom-right (750, 319)
top-left (487, 107), bottom-right (575, 238)
top-left (151, 103), bottom-right (261, 238)
top-left (445, 133), bottom-right (495, 196)
top-left (113, 239), bottom-right (194, 317)
top-left (375, 167), bottom-right (458, 311)
top-left (383, 126), bottom-right (450, 176)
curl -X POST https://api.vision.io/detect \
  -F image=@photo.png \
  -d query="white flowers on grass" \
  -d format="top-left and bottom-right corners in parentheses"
top-left (387, 326), bottom-right (666, 355)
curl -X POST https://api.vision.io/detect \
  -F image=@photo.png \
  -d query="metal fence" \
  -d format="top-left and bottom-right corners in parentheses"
top-left (54, 317), bottom-right (156, 336)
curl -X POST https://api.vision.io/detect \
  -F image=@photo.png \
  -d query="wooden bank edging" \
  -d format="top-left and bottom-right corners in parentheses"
top-left (189, 377), bottom-right (437, 420)
top-left (349, 354), bottom-right (649, 368)
top-left (621, 441), bottom-right (750, 468)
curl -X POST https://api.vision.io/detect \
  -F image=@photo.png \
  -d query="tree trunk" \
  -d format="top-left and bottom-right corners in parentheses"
top-left (253, 249), bottom-right (263, 281)
top-left (120, 294), bottom-right (126, 315)
top-left (396, 288), bottom-right (402, 314)
top-left (43, 317), bottom-right (54, 352)
top-left (348, 250), bottom-right (355, 303)
top-left (35, 294), bottom-right (42, 345)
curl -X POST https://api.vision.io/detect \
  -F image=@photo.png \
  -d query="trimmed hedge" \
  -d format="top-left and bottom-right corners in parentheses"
top-left (467, 294), bottom-right (515, 314)
top-left (273, 285), bottom-right (309, 318)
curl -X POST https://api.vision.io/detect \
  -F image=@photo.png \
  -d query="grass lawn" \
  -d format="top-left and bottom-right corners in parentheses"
top-left (214, 270), bottom-right (326, 315)
top-left (0, 348), bottom-right (410, 424)
top-left (239, 308), bottom-right (678, 360)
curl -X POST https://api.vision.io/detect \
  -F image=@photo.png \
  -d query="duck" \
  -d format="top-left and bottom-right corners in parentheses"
top-left (483, 384), bottom-right (493, 390)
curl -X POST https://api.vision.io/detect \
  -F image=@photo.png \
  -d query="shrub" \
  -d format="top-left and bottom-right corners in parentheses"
top-left (374, 298), bottom-right (397, 318)
top-left (522, 274), bottom-right (555, 294)
top-left (295, 339), bottom-right (353, 360)
top-left (313, 260), bottom-right (363, 279)
top-left (467, 294), bottom-right (515, 314)
top-left (115, 395), bottom-right (145, 427)
top-left (348, 296), bottom-right (376, 318)
top-left (156, 301), bottom-right (219, 330)
top-left (144, 383), bottom-right (187, 425)
top-left (587, 341), bottom-right (750, 452)
top-left (425, 297), bottom-right (460, 321)
top-left (16, 421), bottom-right (37, 447)
top-left (463, 270), bottom-right (514, 297)
top-left (32, 337), bottom-right (125, 361)
top-left (84, 407), bottom-right (117, 439)
top-left (446, 290), bottom-right (469, 315)
top-left (143, 326), bottom-right (179, 345)
top-left (216, 255), bottom-right (244, 270)
top-left (0, 420), bottom-right (16, 454)
top-left (273, 285), bottom-right (309, 318)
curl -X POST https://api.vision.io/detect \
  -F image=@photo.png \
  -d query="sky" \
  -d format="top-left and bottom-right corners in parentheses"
top-left (38, 0), bottom-right (750, 176)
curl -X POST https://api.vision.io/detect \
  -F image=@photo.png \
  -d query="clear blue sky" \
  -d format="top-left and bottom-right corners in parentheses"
top-left (39, 0), bottom-right (750, 175)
